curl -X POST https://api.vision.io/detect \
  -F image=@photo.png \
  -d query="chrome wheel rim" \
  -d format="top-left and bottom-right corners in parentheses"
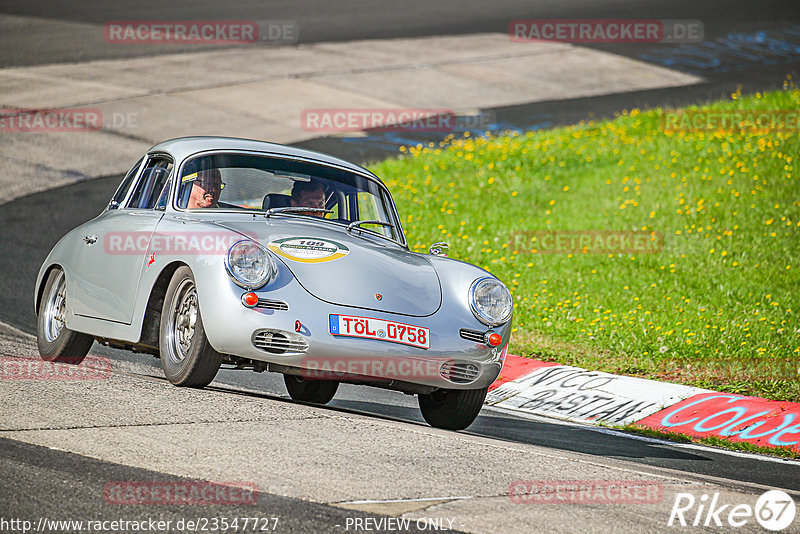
top-left (43, 271), bottom-right (67, 343)
top-left (166, 279), bottom-right (198, 365)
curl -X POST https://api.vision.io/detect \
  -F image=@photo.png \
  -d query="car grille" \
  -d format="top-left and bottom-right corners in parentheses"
top-left (251, 330), bottom-right (308, 354)
top-left (439, 360), bottom-right (481, 384)
top-left (459, 328), bottom-right (485, 344)
top-left (255, 298), bottom-right (289, 311)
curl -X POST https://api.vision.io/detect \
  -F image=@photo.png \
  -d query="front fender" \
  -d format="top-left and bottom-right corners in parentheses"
top-left (425, 253), bottom-right (513, 326)
top-left (129, 217), bottom-right (254, 350)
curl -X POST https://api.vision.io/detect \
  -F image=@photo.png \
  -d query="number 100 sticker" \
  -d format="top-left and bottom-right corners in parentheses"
top-left (268, 237), bottom-right (350, 263)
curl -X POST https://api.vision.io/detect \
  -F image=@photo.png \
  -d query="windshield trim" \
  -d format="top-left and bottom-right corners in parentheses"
top-left (170, 149), bottom-right (407, 248)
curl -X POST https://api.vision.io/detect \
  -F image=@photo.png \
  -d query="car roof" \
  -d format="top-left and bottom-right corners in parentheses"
top-left (147, 136), bottom-right (383, 184)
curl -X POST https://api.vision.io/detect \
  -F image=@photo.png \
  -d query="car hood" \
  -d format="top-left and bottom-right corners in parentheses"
top-left (217, 218), bottom-right (442, 317)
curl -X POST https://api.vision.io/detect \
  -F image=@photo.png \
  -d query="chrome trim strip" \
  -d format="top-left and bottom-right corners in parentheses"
top-left (459, 328), bottom-right (485, 343)
top-left (256, 298), bottom-right (289, 311)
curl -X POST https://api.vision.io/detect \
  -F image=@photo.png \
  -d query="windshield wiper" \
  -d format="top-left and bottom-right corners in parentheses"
top-left (346, 220), bottom-right (395, 233)
top-left (264, 207), bottom-right (333, 218)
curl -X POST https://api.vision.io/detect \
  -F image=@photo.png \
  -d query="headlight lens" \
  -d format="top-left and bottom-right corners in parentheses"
top-left (469, 277), bottom-right (513, 326)
top-left (225, 240), bottom-right (273, 289)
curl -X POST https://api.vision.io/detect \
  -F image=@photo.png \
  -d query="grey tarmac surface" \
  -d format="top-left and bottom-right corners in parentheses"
top-left (0, 436), bottom-right (443, 534)
top-left (0, 0), bottom-right (797, 67)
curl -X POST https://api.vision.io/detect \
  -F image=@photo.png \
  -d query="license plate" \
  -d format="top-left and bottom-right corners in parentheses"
top-left (329, 314), bottom-right (430, 349)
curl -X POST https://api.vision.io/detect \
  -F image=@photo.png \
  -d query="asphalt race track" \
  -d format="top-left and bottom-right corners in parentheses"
top-left (2, 2), bottom-right (800, 533)
top-left (0, 0), bottom-right (797, 66)
top-left (0, 437), bottom-right (444, 534)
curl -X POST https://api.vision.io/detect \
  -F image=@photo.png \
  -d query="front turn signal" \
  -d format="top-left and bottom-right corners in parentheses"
top-left (486, 332), bottom-right (503, 347)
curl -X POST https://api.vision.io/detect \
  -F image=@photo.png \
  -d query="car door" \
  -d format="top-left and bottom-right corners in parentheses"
top-left (71, 155), bottom-right (172, 324)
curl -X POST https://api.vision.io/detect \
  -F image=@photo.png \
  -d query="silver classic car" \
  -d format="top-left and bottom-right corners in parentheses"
top-left (35, 137), bottom-right (513, 430)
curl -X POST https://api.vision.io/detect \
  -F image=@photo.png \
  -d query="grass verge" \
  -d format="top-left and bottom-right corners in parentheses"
top-left (620, 424), bottom-right (800, 460)
top-left (372, 82), bottom-right (800, 401)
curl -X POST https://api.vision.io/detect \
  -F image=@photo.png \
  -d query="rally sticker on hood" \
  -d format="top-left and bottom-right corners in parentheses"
top-left (268, 237), bottom-right (350, 264)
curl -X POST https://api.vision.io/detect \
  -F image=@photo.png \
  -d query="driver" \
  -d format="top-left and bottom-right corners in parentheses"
top-left (187, 169), bottom-right (223, 209)
top-left (290, 180), bottom-right (327, 218)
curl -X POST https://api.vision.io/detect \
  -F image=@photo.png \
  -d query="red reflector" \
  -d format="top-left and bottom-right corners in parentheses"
top-left (242, 292), bottom-right (259, 307)
top-left (487, 332), bottom-right (503, 347)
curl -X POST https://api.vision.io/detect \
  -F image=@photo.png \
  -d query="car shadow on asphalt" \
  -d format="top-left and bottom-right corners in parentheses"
top-left (469, 411), bottom-right (708, 461)
top-left (201, 380), bottom-right (708, 462)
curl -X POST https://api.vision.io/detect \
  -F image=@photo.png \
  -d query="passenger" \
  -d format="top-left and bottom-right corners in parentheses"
top-left (290, 180), bottom-right (327, 217)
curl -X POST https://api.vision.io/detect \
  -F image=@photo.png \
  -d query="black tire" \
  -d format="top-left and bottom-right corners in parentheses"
top-left (418, 387), bottom-right (488, 430)
top-left (159, 266), bottom-right (222, 387)
top-left (37, 268), bottom-right (94, 364)
top-left (283, 374), bottom-right (339, 404)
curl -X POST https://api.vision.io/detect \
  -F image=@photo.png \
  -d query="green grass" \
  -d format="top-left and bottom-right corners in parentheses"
top-left (620, 424), bottom-right (800, 459)
top-left (372, 82), bottom-right (800, 402)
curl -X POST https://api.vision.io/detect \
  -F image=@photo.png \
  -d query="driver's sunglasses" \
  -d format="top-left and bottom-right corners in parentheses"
top-left (198, 181), bottom-right (225, 192)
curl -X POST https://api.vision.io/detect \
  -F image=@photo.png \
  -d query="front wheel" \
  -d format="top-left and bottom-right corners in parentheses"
top-left (159, 266), bottom-right (222, 387)
top-left (37, 268), bottom-right (94, 363)
top-left (283, 374), bottom-right (339, 404)
top-left (418, 387), bottom-right (488, 430)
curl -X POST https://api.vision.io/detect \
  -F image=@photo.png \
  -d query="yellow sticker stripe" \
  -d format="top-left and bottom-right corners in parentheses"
top-left (181, 172), bottom-right (198, 183)
top-left (268, 244), bottom-right (348, 263)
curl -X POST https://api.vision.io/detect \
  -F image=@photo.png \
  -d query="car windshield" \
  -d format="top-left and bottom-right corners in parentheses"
top-left (176, 153), bottom-right (402, 241)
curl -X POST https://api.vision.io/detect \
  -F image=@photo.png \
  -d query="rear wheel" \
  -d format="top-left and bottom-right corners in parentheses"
top-left (418, 387), bottom-right (488, 430)
top-left (159, 267), bottom-right (222, 387)
top-left (283, 374), bottom-right (339, 404)
top-left (37, 268), bottom-right (94, 363)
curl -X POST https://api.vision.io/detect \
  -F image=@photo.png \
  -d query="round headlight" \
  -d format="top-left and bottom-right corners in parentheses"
top-left (225, 240), bottom-right (273, 290)
top-left (469, 277), bottom-right (513, 326)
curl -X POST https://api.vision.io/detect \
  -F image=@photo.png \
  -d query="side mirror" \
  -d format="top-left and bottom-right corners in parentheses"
top-left (430, 242), bottom-right (449, 257)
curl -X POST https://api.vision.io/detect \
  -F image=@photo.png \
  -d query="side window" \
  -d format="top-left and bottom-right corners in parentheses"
top-left (127, 157), bottom-right (173, 209)
top-left (356, 191), bottom-right (393, 238)
top-left (357, 191), bottom-right (380, 220)
top-left (109, 157), bottom-right (143, 210)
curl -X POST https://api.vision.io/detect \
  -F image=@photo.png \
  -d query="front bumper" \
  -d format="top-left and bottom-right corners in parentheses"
top-left (197, 268), bottom-right (511, 390)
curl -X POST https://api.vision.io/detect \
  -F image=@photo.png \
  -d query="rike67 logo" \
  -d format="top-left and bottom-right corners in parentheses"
top-left (668, 490), bottom-right (796, 531)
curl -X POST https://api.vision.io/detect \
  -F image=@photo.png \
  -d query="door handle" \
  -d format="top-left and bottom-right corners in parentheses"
top-left (83, 235), bottom-right (97, 244)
